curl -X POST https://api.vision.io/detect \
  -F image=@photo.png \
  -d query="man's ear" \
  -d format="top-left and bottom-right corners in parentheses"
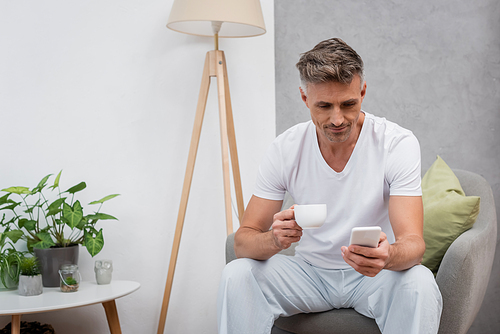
top-left (299, 87), bottom-right (309, 108)
top-left (360, 81), bottom-right (367, 103)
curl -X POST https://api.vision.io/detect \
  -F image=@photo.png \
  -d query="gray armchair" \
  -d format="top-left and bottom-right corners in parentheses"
top-left (225, 170), bottom-right (497, 334)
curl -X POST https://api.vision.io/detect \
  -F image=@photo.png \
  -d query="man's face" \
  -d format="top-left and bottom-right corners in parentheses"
top-left (301, 76), bottom-right (366, 144)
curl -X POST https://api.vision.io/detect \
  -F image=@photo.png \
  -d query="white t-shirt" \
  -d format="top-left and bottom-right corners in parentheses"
top-left (254, 112), bottom-right (422, 269)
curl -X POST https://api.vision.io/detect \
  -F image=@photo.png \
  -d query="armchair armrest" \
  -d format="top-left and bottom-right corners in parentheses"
top-left (436, 170), bottom-right (497, 334)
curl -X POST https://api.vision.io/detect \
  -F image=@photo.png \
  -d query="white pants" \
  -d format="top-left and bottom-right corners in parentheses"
top-left (217, 255), bottom-right (442, 334)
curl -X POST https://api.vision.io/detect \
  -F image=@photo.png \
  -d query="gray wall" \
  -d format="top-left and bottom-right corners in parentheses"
top-left (275, 0), bottom-right (500, 332)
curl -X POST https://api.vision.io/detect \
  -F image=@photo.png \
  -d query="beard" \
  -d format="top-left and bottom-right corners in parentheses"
top-left (322, 123), bottom-right (353, 143)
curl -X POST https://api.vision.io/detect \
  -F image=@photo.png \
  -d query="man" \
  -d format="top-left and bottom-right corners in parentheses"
top-left (217, 38), bottom-right (442, 334)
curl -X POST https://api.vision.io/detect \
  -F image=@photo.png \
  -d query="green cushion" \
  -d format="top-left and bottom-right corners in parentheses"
top-left (421, 156), bottom-right (480, 275)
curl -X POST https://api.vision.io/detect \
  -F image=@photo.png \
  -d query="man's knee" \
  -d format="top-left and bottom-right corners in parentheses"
top-left (400, 265), bottom-right (437, 286)
top-left (369, 266), bottom-right (442, 333)
top-left (396, 265), bottom-right (442, 302)
top-left (221, 258), bottom-right (256, 286)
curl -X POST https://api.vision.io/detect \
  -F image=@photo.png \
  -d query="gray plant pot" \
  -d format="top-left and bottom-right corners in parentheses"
top-left (18, 275), bottom-right (43, 296)
top-left (34, 245), bottom-right (79, 287)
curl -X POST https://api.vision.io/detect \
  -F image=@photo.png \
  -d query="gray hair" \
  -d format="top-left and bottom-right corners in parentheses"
top-left (296, 38), bottom-right (365, 95)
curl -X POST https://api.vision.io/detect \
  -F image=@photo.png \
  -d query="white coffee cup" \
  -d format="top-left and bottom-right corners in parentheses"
top-left (294, 204), bottom-right (327, 229)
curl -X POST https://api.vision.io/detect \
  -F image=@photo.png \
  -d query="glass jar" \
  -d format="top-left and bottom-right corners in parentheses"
top-left (59, 264), bottom-right (81, 293)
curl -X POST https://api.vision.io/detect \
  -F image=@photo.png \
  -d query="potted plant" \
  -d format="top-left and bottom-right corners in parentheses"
top-left (18, 256), bottom-right (43, 296)
top-left (0, 170), bottom-right (119, 287)
top-left (0, 231), bottom-right (25, 289)
top-left (59, 263), bottom-right (81, 293)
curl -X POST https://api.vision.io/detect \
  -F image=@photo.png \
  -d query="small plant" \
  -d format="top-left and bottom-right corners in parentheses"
top-left (0, 228), bottom-right (26, 287)
top-left (18, 256), bottom-right (43, 296)
top-left (0, 171), bottom-right (119, 257)
top-left (61, 276), bottom-right (79, 292)
top-left (19, 256), bottom-right (41, 277)
top-left (0, 248), bottom-right (24, 287)
top-left (63, 277), bottom-right (78, 286)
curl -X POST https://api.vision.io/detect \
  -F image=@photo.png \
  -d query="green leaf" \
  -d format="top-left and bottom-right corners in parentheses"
top-left (48, 197), bottom-right (66, 210)
top-left (18, 218), bottom-right (27, 228)
top-left (0, 193), bottom-right (10, 205)
top-left (86, 213), bottom-right (118, 221)
top-left (63, 201), bottom-right (83, 229)
top-left (32, 174), bottom-right (52, 193)
top-left (89, 194), bottom-right (120, 205)
top-left (38, 226), bottom-right (50, 234)
top-left (49, 170), bottom-right (63, 190)
top-left (46, 197), bottom-right (66, 216)
top-left (26, 238), bottom-right (37, 252)
top-left (0, 202), bottom-right (20, 211)
top-left (5, 230), bottom-right (23, 243)
top-left (32, 232), bottom-right (55, 249)
top-left (1, 187), bottom-right (31, 195)
top-left (19, 219), bottom-right (37, 231)
top-left (86, 226), bottom-right (99, 235)
top-left (84, 229), bottom-right (104, 257)
top-left (54, 218), bottom-right (65, 225)
top-left (75, 217), bottom-right (87, 230)
top-left (47, 208), bottom-right (62, 217)
top-left (65, 182), bottom-right (86, 194)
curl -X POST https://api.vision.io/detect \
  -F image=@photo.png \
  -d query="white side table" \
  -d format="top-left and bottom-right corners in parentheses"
top-left (0, 280), bottom-right (140, 334)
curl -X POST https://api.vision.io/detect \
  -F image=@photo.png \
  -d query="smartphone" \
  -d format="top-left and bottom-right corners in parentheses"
top-left (349, 226), bottom-right (381, 248)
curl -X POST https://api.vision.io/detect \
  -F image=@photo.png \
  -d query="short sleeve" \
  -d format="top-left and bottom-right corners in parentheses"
top-left (385, 132), bottom-right (422, 196)
top-left (254, 142), bottom-right (287, 201)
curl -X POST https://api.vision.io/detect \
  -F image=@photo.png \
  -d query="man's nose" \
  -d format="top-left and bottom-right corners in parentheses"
top-left (329, 107), bottom-right (344, 126)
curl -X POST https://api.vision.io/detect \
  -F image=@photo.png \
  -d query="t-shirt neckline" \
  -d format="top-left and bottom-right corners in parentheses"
top-left (311, 111), bottom-right (368, 178)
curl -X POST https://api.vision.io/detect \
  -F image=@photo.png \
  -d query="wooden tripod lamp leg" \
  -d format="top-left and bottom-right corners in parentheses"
top-left (157, 52), bottom-right (212, 334)
top-left (215, 51), bottom-right (235, 235)
top-left (215, 50), bottom-right (246, 235)
top-left (218, 51), bottom-right (245, 224)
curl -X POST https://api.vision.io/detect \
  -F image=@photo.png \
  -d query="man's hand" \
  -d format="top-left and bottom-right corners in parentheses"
top-left (341, 232), bottom-right (391, 277)
top-left (271, 206), bottom-right (303, 250)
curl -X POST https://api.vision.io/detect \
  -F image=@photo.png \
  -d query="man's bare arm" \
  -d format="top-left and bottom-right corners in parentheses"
top-left (234, 195), bottom-right (303, 260)
top-left (384, 196), bottom-right (425, 270)
top-left (341, 196), bottom-right (425, 276)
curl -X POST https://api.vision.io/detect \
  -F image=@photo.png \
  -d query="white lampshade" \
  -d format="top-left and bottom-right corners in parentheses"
top-left (167, 0), bottom-right (266, 38)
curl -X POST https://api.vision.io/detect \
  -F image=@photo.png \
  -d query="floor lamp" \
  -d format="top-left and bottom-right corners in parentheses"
top-left (157, 1), bottom-right (266, 333)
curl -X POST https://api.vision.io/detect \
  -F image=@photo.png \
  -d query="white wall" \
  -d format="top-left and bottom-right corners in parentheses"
top-left (0, 1), bottom-right (275, 333)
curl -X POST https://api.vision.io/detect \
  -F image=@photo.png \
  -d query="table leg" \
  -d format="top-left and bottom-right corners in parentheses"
top-left (102, 300), bottom-right (122, 334)
top-left (11, 314), bottom-right (21, 334)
